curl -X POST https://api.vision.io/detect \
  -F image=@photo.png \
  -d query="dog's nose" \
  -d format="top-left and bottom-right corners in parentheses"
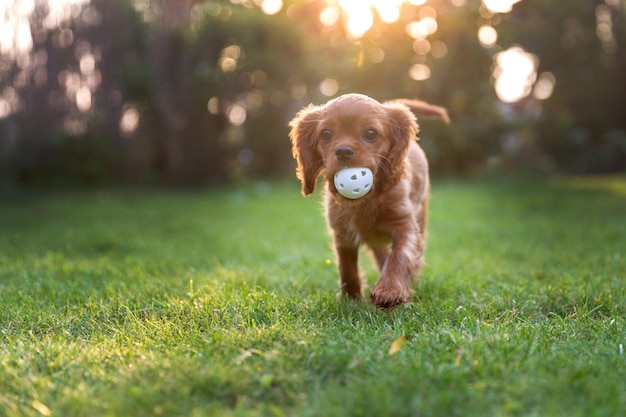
top-left (335, 146), bottom-right (355, 162)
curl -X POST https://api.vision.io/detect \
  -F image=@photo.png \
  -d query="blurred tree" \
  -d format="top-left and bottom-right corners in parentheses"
top-left (0, 0), bottom-right (154, 184)
top-left (0, 0), bottom-right (624, 187)
top-left (497, 0), bottom-right (626, 173)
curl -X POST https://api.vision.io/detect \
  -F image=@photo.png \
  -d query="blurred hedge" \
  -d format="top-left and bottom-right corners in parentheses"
top-left (0, 0), bottom-right (624, 187)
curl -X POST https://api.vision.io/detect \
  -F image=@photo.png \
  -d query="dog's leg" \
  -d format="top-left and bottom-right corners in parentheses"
top-left (370, 222), bottom-right (424, 308)
top-left (369, 246), bottom-right (389, 272)
top-left (336, 244), bottom-right (362, 299)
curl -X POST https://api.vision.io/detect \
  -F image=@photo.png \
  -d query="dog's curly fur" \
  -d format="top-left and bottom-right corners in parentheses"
top-left (289, 93), bottom-right (449, 308)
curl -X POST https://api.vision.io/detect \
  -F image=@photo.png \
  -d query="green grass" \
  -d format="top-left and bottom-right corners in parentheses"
top-left (1, 178), bottom-right (625, 417)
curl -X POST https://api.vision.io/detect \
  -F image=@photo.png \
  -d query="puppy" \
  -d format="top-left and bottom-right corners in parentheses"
top-left (289, 93), bottom-right (449, 308)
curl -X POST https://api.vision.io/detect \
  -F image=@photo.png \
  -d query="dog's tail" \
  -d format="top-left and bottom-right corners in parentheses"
top-left (388, 99), bottom-right (450, 124)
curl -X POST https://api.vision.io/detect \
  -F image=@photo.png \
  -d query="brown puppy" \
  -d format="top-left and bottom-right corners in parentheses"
top-left (289, 93), bottom-right (449, 308)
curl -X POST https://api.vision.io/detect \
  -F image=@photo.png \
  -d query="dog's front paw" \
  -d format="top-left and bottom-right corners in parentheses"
top-left (370, 282), bottom-right (409, 309)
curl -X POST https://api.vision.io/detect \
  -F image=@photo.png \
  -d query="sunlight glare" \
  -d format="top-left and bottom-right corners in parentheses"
top-left (16, 22), bottom-right (33, 54)
top-left (0, 0), bottom-right (35, 58)
top-left (493, 46), bottom-right (537, 103)
top-left (339, 0), bottom-right (375, 39)
top-left (259, 0), bottom-right (283, 15)
top-left (44, 0), bottom-right (91, 29)
top-left (320, 6), bottom-right (340, 27)
top-left (327, 0), bottom-right (444, 40)
top-left (420, 17), bottom-right (437, 34)
top-left (407, 21), bottom-right (428, 39)
top-left (336, 0), bottom-right (406, 38)
top-left (373, 0), bottom-right (401, 24)
top-left (346, 12), bottom-right (373, 39)
top-left (482, 0), bottom-right (522, 14)
top-left (406, 16), bottom-right (437, 40)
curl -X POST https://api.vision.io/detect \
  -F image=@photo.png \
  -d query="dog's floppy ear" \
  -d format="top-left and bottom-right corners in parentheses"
top-left (382, 102), bottom-right (419, 185)
top-left (289, 104), bottom-right (324, 196)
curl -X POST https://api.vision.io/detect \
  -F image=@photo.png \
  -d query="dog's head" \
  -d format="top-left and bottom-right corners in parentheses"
top-left (289, 94), bottom-right (421, 199)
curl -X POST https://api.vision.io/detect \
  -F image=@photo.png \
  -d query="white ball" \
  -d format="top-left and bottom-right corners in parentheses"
top-left (333, 167), bottom-right (373, 199)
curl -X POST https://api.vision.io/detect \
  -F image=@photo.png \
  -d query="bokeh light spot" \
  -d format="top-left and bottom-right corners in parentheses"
top-left (76, 85), bottom-right (91, 112)
top-left (478, 25), bottom-right (497, 47)
top-left (259, 0), bottom-right (283, 16)
top-left (482, 0), bottom-right (522, 14)
top-left (320, 6), bottom-right (340, 27)
top-left (320, 78), bottom-right (339, 96)
top-left (412, 39), bottom-right (430, 55)
top-left (430, 40), bottom-right (448, 58)
top-left (79, 53), bottom-right (95, 75)
top-left (374, 0), bottom-right (401, 24)
top-left (533, 72), bottom-right (556, 100)
top-left (493, 46), bottom-right (537, 103)
top-left (227, 103), bottom-right (247, 126)
top-left (409, 63), bottom-right (431, 81)
top-left (368, 47), bottom-right (385, 63)
top-left (207, 97), bottom-right (219, 115)
top-left (219, 45), bottom-right (241, 73)
top-left (119, 106), bottom-right (140, 137)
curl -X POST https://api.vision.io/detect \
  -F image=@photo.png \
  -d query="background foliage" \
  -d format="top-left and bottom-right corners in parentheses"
top-left (0, 0), bottom-right (625, 186)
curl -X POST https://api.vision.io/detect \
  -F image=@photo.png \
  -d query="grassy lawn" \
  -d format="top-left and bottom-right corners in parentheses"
top-left (1, 178), bottom-right (625, 417)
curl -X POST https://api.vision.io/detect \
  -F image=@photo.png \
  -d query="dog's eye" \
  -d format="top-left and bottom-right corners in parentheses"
top-left (362, 129), bottom-right (379, 142)
top-left (320, 129), bottom-right (333, 142)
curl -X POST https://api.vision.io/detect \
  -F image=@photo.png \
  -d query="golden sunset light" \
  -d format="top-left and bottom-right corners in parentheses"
top-left (1, 3), bottom-right (624, 409)
top-left (0, 0), bottom-right (544, 126)
top-left (309, 0), bottom-right (536, 99)
top-left (482, 0), bottom-right (522, 14)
